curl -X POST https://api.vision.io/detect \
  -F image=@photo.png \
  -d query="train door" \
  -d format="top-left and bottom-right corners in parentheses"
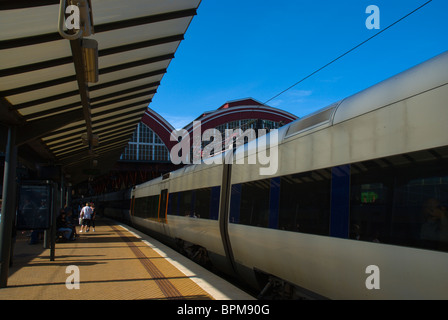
top-left (158, 189), bottom-right (168, 222)
top-left (130, 195), bottom-right (135, 216)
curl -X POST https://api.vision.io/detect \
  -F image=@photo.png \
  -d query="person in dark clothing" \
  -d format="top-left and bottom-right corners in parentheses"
top-left (65, 207), bottom-right (77, 240)
top-left (56, 209), bottom-right (72, 240)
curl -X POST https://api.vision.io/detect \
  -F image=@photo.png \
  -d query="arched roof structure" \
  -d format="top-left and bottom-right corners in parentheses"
top-left (141, 107), bottom-right (175, 149)
top-left (141, 98), bottom-right (298, 150)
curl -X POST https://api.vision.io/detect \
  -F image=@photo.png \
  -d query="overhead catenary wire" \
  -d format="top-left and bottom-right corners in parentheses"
top-left (264, 0), bottom-right (433, 105)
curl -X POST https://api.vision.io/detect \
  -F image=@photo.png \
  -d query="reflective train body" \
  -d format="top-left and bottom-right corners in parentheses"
top-left (100, 51), bottom-right (448, 299)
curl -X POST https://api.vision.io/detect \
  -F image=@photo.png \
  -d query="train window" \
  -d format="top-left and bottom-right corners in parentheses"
top-left (229, 184), bottom-right (242, 224)
top-left (149, 196), bottom-right (157, 219)
top-left (168, 192), bottom-right (179, 215)
top-left (392, 163), bottom-right (448, 251)
top-left (147, 195), bottom-right (159, 219)
top-left (133, 195), bottom-right (159, 219)
top-left (133, 197), bottom-right (145, 218)
top-left (278, 169), bottom-right (331, 235)
top-left (167, 188), bottom-right (219, 220)
top-left (350, 178), bottom-right (391, 243)
top-left (210, 186), bottom-right (221, 220)
top-left (179, 190), bottom-right (193, 217)
top-left (239, 179), bottom-right (271, 228)
top-left (195, 188), bottom-right (211, 219)
top-left (349, 147), bottom-right (448, 252)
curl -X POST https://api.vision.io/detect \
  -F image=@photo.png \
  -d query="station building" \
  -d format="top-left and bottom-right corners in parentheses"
top-left (89, 98), bottom-right (298, 194)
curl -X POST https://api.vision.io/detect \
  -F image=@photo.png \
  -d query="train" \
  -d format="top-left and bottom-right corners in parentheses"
top-left (92, 50), bottom-right (448, 299)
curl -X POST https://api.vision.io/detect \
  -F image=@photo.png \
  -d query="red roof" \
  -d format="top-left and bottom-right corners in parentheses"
top-left (218, 98), bottom-right (264, 109)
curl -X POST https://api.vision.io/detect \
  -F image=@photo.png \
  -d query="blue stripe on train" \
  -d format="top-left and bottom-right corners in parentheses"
top-left (330, 164), bottom-right (351, 238)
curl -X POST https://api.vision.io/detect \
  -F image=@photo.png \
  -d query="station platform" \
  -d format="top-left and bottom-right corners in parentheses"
top-left (0, 218), bottom-right (255, 300)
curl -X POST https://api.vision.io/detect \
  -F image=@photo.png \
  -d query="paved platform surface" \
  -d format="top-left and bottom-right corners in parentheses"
top-left (0, 218), bottom-right (254, 300)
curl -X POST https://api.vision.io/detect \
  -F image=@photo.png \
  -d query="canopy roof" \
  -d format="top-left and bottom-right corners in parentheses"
top-left (0, 0), bottom-right (200, 183)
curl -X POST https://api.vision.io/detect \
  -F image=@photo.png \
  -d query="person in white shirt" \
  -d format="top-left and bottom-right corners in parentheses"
top-left (79, 202), bottom-right (93, 233)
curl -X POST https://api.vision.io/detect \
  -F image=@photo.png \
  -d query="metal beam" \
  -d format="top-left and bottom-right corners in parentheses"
top-left (0, 56), bottom-right (73, 77)
top-left (90, 85), bottom-right (156, 104)
top-left (92, 105), bottom-right (149, 122)
top-left (94, 9), bottom-right (197, 33)
top-left (0, 0), bottom-right (58, 10)
top-left (12, 89), bottom-right (79, 110)
top-left (99, 34), bottom-right (184, 57)
top-left (0, 9), bottom-right (194, 49)
top-left (2, 54), bottom-right (170, 98)
top-left (23, 102), bottom-right (81, 121)
top-left (99, 54), bottom-right (173, 76)
top-left (92, 109), bottom-right (147, 128)
top-left (89, 74), bottom-right (162, 92)
top-left (0, 75), bottom-right (76, 97)
top-left (69, 38), bottom-right (93, 149)
top-left (91, 95), bottom-right (152, 112)
top-left (16, 109), bottom-right (84, 146)
top-left (92, 114), bottom-right (143, 131)
top-left (51, 127), bottom-right (135, 154)
top-left (59, 138), bottom-right (129, 163)
top-left (41, 123), bottom-right (86, 143)
top-left (0, 35), bottom-right (181, 77)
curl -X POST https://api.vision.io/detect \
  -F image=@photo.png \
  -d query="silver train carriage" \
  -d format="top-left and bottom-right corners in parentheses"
top-left (128, 51), bottom-right (448, 299)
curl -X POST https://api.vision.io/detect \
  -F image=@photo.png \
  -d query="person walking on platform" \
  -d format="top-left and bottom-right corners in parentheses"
top-left (79, 202), bottom-right (93, 233)
top-left (89, 202), bottom-right (96, 232)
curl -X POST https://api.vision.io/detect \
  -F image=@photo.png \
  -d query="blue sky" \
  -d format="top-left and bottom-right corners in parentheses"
top-left (151, 0), bottom-right (447, 129)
